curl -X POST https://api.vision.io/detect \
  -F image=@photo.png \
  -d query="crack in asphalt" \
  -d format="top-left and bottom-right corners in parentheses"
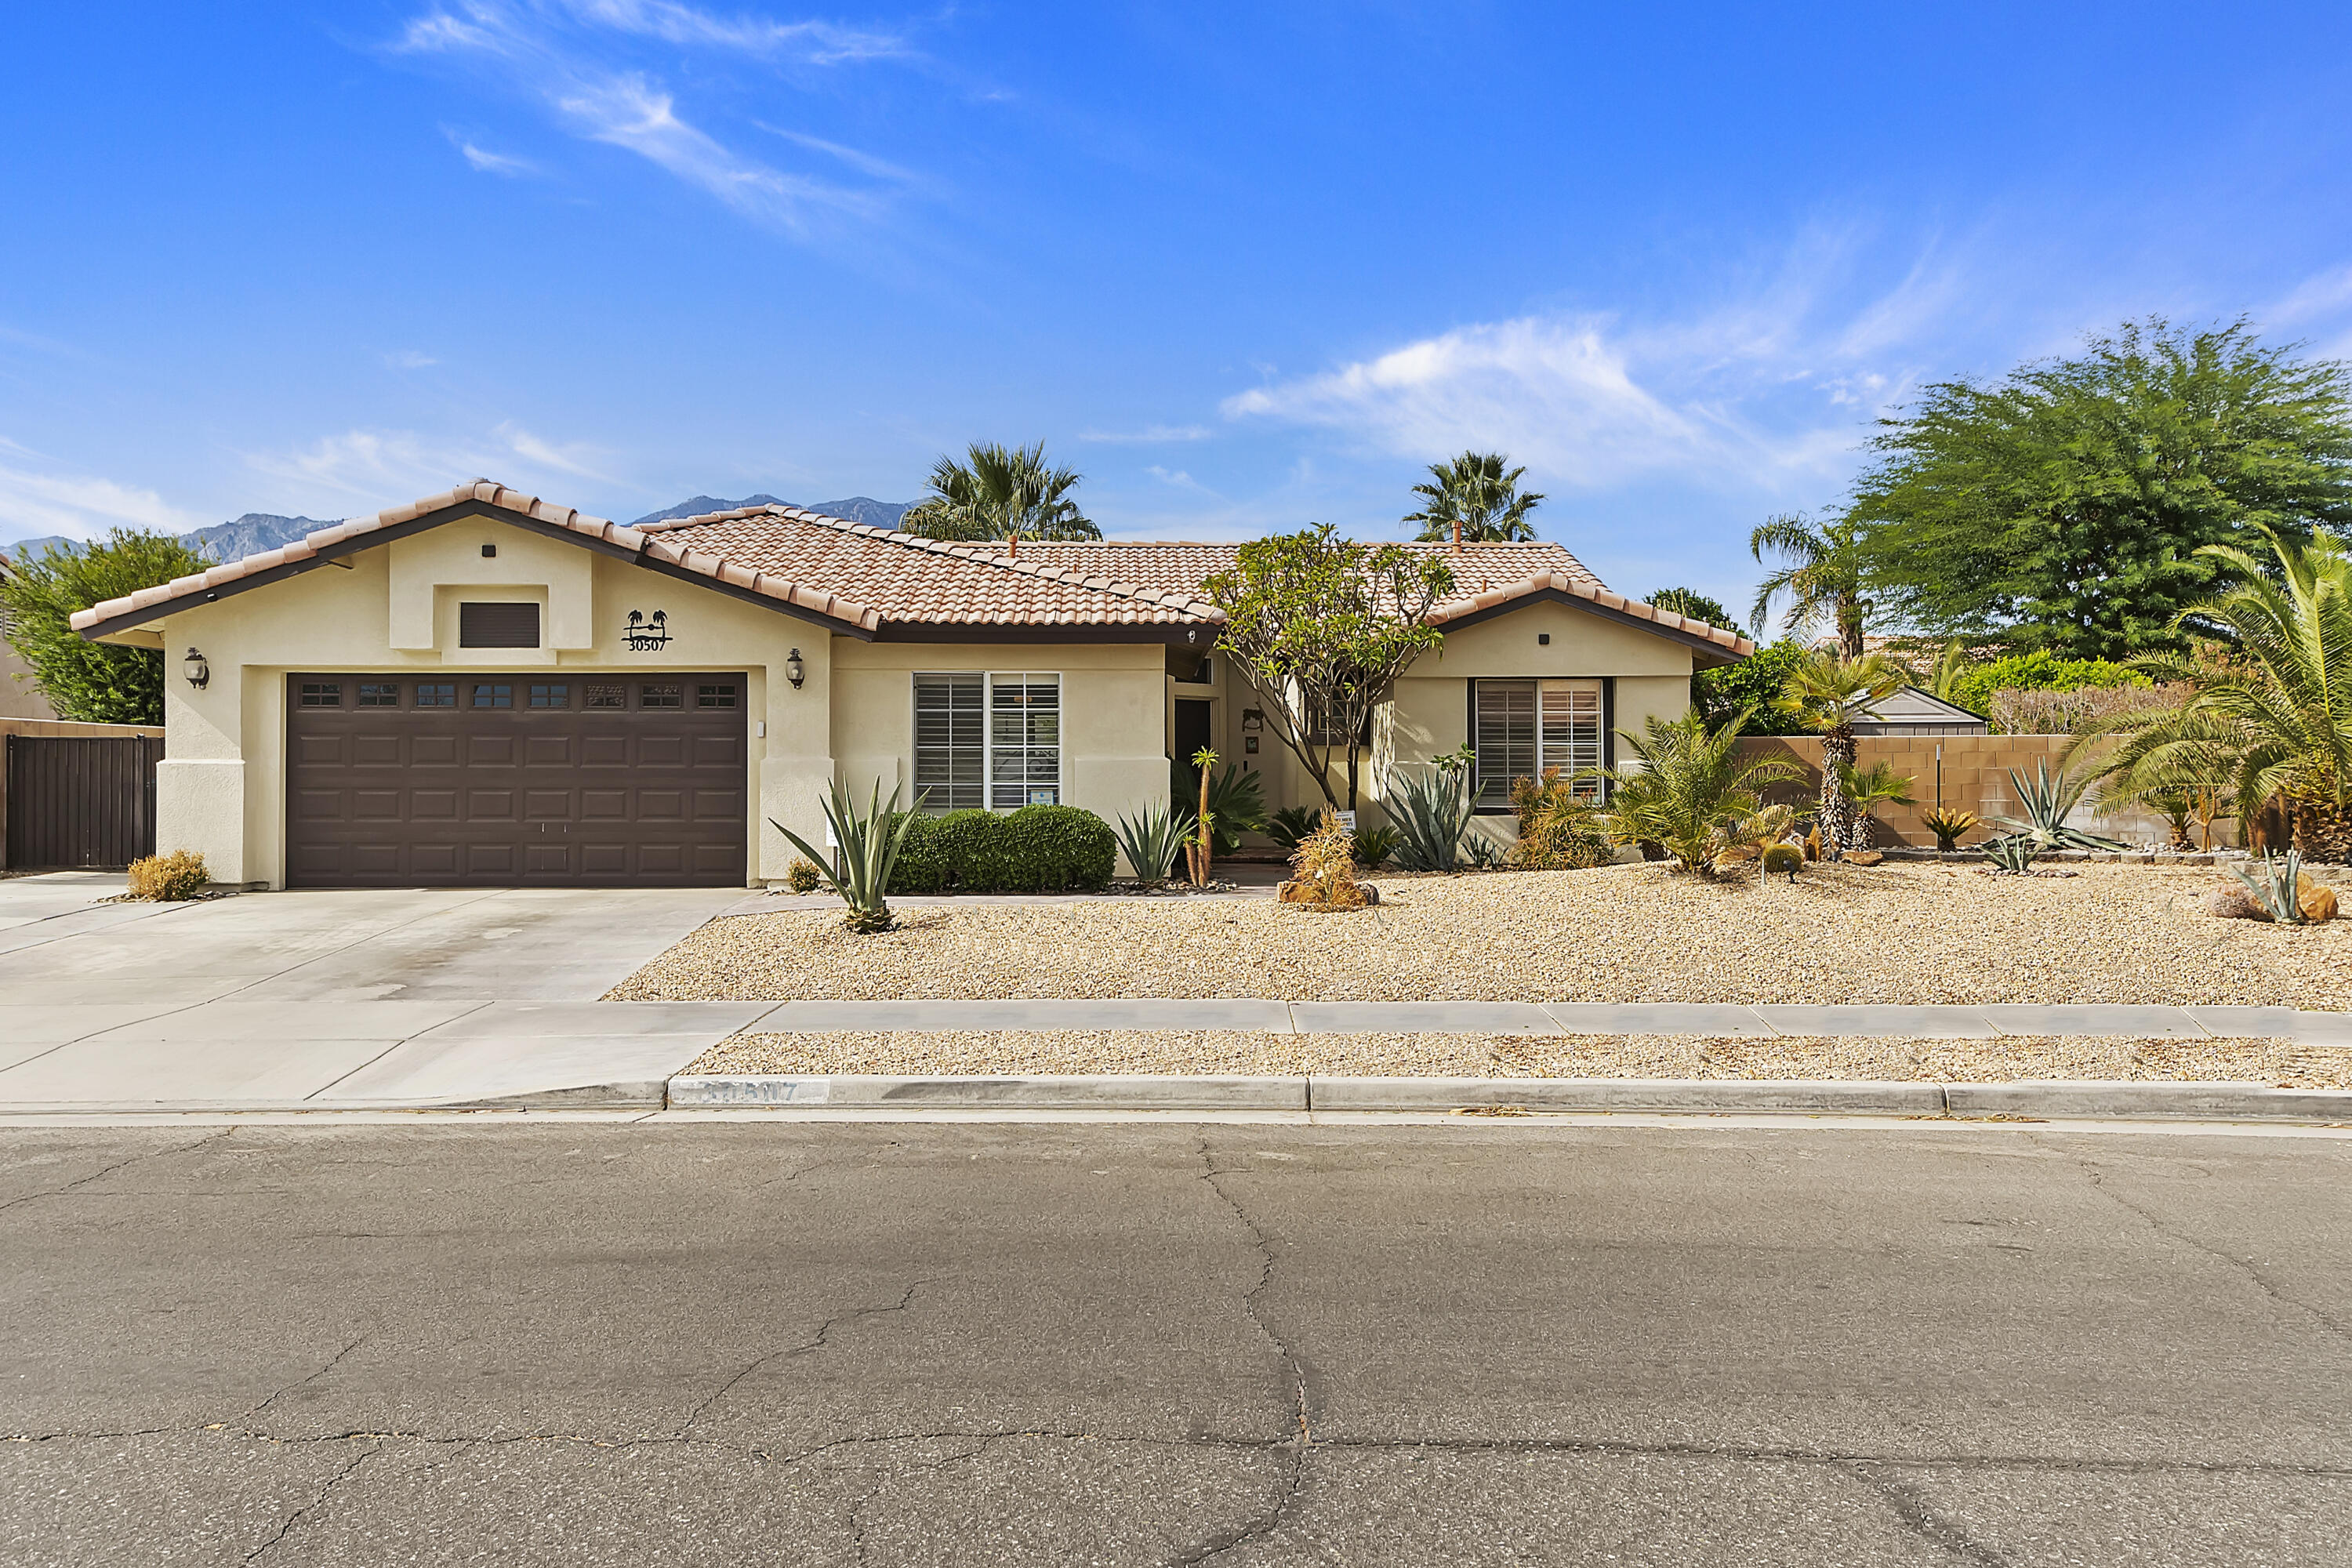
top-left (674, 1283), bottom-right (924, 1439)
top-left (10, 1421), bottom-right (2352, 1478)
top-left (246, 1334), bottom-right (371, 1421)
top-left (848, 1434), bottom-right (996, 1568)
top-left (0, 1127), bottom-right (235, 1216)
top-left (2041, 1137), bottom-right (2352, 1348)
top-left (1179, 1138), bottom-right (1315, 1566)
top-left (241, 1441), bottom-right (379, 1564)
top-left (1849, 1463), bottom-right (2016, 1567)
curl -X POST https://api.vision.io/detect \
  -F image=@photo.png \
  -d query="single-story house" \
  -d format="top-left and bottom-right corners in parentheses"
top-left (71, 479), bottom-right (1752, 888)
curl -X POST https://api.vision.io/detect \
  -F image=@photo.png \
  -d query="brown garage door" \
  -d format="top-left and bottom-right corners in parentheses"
top-left (286, 673), bottom-right (746, 887)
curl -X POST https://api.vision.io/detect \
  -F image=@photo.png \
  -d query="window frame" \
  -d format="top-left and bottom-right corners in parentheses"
top-left (911, 670), bottom-right (1063, 814)
top-left (1469, 677), bottom-right (1612, 811)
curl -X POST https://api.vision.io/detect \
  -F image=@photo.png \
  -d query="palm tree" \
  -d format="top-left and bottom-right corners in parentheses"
top-left (1838, 760), bottom-right (1916, 848)
top-left (1776, 649), bottom-right (1906, 851)
top-left (2069, 527), bottom-right (2352, 858)
top-left (2067, 702), bottom-right (2244, 851)
top-left (1750, 510), bottom-right (1871, 656)
top-left (1404, 452), bottom-right (1544, 543)
top-left (899, 441), bottom-right (1102, 543)
top-left (1594, 707), bottom-right (1800, 876)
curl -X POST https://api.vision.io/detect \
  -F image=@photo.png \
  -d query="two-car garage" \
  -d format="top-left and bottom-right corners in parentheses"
top-left (285, 672), bottom-right (748, 887)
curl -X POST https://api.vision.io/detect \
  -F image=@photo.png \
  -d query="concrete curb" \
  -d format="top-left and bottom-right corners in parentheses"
top-left (1307, 1076), bottom-right (1945, 1114)
top-left (667, 1073), bottom-right (1308, 1109)
top-left (1944, 1082), bottom-right (2352, 1121)
top-left (663, 1073), bottom-right (2352, 1120)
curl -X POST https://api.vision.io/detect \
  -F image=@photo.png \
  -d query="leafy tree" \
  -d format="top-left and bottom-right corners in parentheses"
top-left (1403, 452), bottom-right (1544, 543)
top-left (1646, 586), bottom-right (1735, 628)
top-left (1852, 318), bottom-right (2352, 660)
top-left (899, 441), bottom-right (1102, 543)
top-left (1692, 637), bottom-right (1809, 735)
top-left (1775, 649), bottom-right (1907, 850)
top-left (1749, 510), bottom-right (1874, 657)
top-left (1593, 707), bottom-right (1799, 876)
top-left (1201, 524), bottom-right (1454, 811)
top-left (0, 531), bottom-right (211, 724)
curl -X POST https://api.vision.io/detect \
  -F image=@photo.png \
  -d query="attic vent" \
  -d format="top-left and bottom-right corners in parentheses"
top-left (459, 601), bottom-right (540, 648)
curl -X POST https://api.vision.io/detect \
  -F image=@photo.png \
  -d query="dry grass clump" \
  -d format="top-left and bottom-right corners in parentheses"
top-left (613, 861), bottom-right (2352, 1007)
top-left (125, 849), bottom-right (209, 902)
top-left (685, 1030), bottom-right (2343, 1087)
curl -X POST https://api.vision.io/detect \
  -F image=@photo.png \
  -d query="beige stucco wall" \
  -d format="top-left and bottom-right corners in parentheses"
top-left (831, 640), bottom-right (1172, 873)
top-left (123, 507), bottom-right (1181, 886)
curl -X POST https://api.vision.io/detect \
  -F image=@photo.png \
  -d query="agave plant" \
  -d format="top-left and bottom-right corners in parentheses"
top-left (2230, 850), bottom-right (2308, 924)
top-left (1389, 760), bottom-right (1476, 872)
top-left (769, 782), bottom-right (923, 933)
top-left (1982, 835), bottom-right (2040, 874)
top-left (1992, 762), bottom-right (2127, 852)
top-left (1113, 800), bottom-right (1196, 884)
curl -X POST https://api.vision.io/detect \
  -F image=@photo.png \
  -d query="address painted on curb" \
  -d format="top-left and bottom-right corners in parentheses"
top-left (670, 1076), bottom-right (831, 1106)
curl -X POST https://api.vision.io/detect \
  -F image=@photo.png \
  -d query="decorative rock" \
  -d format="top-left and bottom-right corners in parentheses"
top-left (1845, 850), bottom-right (1885, 866)
top-left (2299, 876), bottom-right (2339, 923)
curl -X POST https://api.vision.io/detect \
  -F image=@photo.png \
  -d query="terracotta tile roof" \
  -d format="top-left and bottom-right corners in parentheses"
top-left (641, 505), bottom-right (1224, 626)
top-left (68, 481), bottom-right (1751, 655)
top-left (1425, 568), bottom-right (1756, 656)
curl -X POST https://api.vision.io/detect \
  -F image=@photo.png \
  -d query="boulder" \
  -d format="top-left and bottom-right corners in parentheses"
top-left (2300, 874), bottom-right (2339, 923)
top-left (1845, 850), bottom-right (1885, 866)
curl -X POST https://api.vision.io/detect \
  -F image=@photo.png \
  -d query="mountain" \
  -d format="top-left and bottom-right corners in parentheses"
top-left (2, 512), bottom-right (330, 567)
top-left (629, 495), bottom-right (910, 530)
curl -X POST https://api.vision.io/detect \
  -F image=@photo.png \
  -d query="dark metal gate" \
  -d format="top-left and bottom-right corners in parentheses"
top-left (4, 735), bottom-right (161, 869)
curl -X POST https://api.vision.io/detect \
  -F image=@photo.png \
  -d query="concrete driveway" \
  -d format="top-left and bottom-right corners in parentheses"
top-left (0, 874), bottom-right (771, 1110)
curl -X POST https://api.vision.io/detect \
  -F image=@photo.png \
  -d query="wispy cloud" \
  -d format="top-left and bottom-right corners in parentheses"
top-left (385, 350), bottom-right (440, 369)
top-left (456, 139), bottom-right (539, 176)
top-left (1223, 240), bottom-right (1958, 497)
top-left (0, 440), bottom-right (202, 543)
top-left (561, 0), bottom-right (904, 62)
top-left (242, 423), bottom-right (620, 505)
top-left (1079, 423), bottom-right (1214, 445)
top-left (393, 2), bottom-right (919, 240)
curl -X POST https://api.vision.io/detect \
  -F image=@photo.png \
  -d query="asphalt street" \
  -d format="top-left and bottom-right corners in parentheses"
top-left (4, 1120), bottom-right (2350, 1566)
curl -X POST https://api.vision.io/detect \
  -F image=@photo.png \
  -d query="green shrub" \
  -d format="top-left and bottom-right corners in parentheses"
top-left (884, 805), bottom-right (1116, 894)
top-left (1352, 824), bottom-right (1399, 870)
top-left (1509, 769), bottom-right (1611, 869)
top-left (1264, 805), bottom-right (1320, 853)
top-left (1692, 639), bottom-right (1810, 735)
top-left (997, 804), bottom-right (1116, 891)
top-left (126, 848), bottom-right (209, 901)
top-left (1945, 651), bottom-right (2147, 721)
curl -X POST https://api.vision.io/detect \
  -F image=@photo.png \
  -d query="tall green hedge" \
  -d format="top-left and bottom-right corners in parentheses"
top-left (888, 804), bottom-right (1116, 894)
top-left (1942, 650), bottom-right (2147, 718)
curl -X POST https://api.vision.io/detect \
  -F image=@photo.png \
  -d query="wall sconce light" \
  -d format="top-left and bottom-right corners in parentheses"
top-left (182, 648), bottom-right (209, 690)
top-left (786, 648), bottom-right (806, 689)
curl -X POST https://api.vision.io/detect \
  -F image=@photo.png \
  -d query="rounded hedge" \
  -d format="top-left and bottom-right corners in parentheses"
top-left (887, 804), bottom-right (1116, 895)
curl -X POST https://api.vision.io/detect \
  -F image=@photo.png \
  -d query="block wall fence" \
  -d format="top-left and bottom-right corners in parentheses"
top-left (1732, 734), bottom-right (2245, 851)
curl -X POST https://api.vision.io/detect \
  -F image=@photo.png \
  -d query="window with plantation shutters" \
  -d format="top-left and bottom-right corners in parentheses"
top-left (913, 672), bottom-right (1059, 813)
top-left (913, 673), bottom-right (986, 811)
top-left (988, 675), bottom-right (1060, 809)
top-left (1474, 679), bottom-right (1604, 807)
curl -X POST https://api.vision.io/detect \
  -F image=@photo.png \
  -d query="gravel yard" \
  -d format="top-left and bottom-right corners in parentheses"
top-left (612, 861), bottom-right (2352, 1007)
top-left (685, 1029), bottom-right (2347, 1086)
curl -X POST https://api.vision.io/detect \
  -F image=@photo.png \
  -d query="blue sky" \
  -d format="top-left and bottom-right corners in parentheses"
top-left (5, 2), bottom-right (2352, 613)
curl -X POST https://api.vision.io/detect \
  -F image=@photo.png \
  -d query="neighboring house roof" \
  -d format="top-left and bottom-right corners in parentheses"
top-left (1855, 684), bottom-right (1991, 735)
top-left (67, 479), bottom-right (1753, 659)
